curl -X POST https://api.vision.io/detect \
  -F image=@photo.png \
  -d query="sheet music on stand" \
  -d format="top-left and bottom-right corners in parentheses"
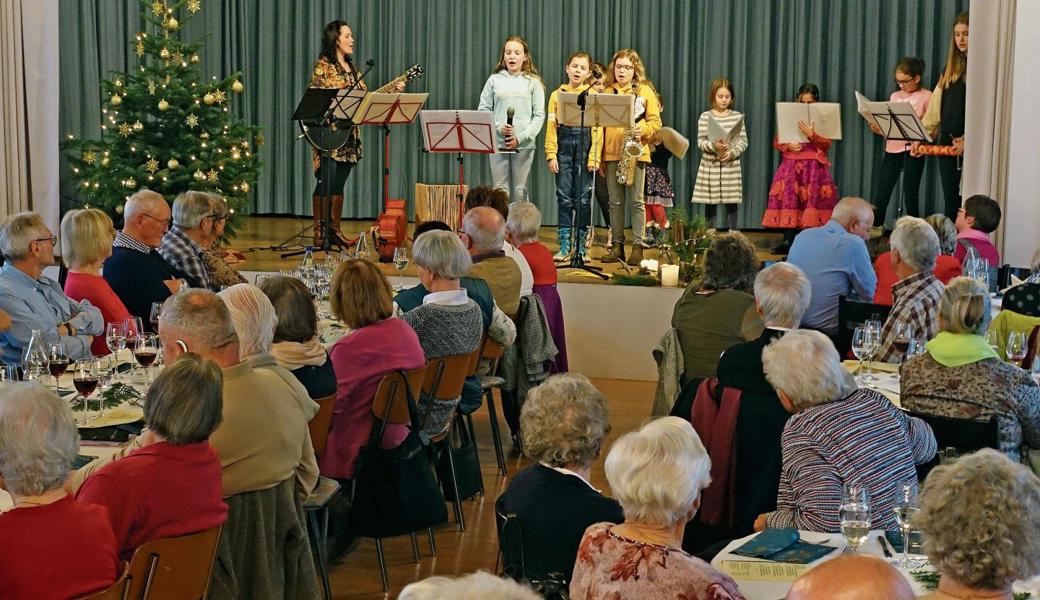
top-left (420, 110), bottom-right (498, 154)
top-left (776, 102), bottom-right (842, 143)
top-left (355, 92), bottom-right (430, 125)
top-left (330, 88), bottom-right (368, 122)
top-left (557, 92), bottom-right (634, 129)
top-left (854, 91), bottom-right (932, 143)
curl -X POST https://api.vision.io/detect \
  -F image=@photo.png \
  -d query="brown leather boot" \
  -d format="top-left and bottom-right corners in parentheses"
top-left (626, 243), bottom-right (643, 266)
top-left (601, 242), bottom-right (625, 263)
top-left (311, 195), bottom-right (324, 247)
top-left (330, 195), bottom-right (354, 246)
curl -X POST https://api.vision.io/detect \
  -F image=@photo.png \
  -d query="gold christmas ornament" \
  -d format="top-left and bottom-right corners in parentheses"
top-left (159, 47), bottom-right (170, 59)
top-left (151, 1), bottom-right (164, 16)
top-left (124, 177), bottom-right (137, 188)
top-left (186, 114), bottom-right (199, 128)
top-left (190, 53), bottom-right (200, 64)
top-left (254, 133), bottom-right (265, 147)
top-left (145, 158), bottom-right (160, 174)
top-left (132, 120), bottom-right (144, 131)
top-left (207, 169), bottom-right (218, 181)
top-left (200, 131), bottom-right (210, 139)
top-left (114, 79), bottom-right (123, 88)
top-left (213, 89), bottom-right (227, 104)
top-left (158, 99), bottom-right (170, 111)
top-left (136, 41), bottom-right (145, 57)
top-left (115, 204), bottom-right (124, 215)
top-left (194, 169), bottom-right (206, 181)
top-left (110, 94), bottom-right (123, 106)
top-left (231, 80), bottom-right (244, 93)
top-left (203, 93), bottom-right (215, 105)
top-left (187, 0), bottom-right (201, 13)
top-left (118, 123), bottom-right (132, 137)
top-left (165, 17), bottom-right (179, 31)
top-left (148, 80), bottom-right (157, 95)
top-left (167, 158), bottom-right (179, 169)
top-left (240, 182), bottom-right (250, 193)
top-left (82, 150), bottom-right (97, 164)
top-left (101, 157), bottom-right (110, 166)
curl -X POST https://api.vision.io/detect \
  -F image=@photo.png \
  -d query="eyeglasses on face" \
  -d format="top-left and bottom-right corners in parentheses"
top-left (34, 235), bottom-right (57, 245)
top-left (615, 64), bottom-right (635, 72)
top-left (895, 77), bottom-right (915, 86)
top-left (142, 213), bottom-right (172, 227)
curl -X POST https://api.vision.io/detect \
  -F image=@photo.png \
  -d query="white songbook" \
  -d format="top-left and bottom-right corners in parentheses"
top-left (776, 102), bottom-right (842, 143)
top-left (707, 114), bottom-right (744, 144)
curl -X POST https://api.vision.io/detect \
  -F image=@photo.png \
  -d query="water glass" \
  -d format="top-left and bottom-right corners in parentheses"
top-left (840, 483), bottom-right (871, 552)
top-left (852, 326), bottom-right (870, 384)
top-left (0, 364), bottom-right (21, 381)
top-left (985, 328), bottom-right (1001, 354)
top-left (906, 338), bottom-right (926, 359)
top-left (893, 483), bottom-right (921, 568)
top-left (1006, 331), bottom-right (1027, 366)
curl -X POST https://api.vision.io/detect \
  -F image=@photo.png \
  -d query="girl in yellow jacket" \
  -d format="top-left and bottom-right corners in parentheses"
top-left (545, 51), bottom-right (604, 261)
top-left (600, 49), bottom-right (661, 266)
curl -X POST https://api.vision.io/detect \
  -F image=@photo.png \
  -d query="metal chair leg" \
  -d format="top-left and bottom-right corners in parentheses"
top-left (462, 414), bottom-right (485, 496)
top-left (485, 388), bottom-right (507, 475)
top-left (427, 527), bottom-right (437, 555)
top-left (375, 537), bottom-right (389, 592)
top-left (442, 438), bottom-right (466, 531)
top-left (410, 532), bottom-right (421, 562)
top-left (307, 509), bottom-right (332, 600)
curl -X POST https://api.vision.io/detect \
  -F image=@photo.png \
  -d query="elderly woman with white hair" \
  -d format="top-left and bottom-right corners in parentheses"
top-left (916, 449), bottom-right (1040, 600)
top-left (199, 193), bottom-right (247, 291)
top-left (497, 374), bottom-right (623, 584)
top-left (400, 571), bottom-right (540, 600)
top-left (258, 276), bottom-right (336, 400)
top-left (901, 277), bottom-right (1040, 464)
top-left (402, 229), bottom-right (484, 434)
top-left (507, 201), bottom-right (568, 373)
top-left (0, 383), bottom-right (119, 597)
top-left (755, 329), bottom-right (936, 533)
top-left (570, 417), bottom-right (745, 599)
top-left (158, 190), bottom-right (220, 289)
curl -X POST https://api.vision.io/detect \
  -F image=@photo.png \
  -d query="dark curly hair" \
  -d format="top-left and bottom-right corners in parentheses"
top-left (701, 232), bottom-right (759, 292)
top-left (464, 186), bottom-right (510, 219)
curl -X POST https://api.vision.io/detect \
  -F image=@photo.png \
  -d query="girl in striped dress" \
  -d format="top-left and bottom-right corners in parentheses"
top-left (692, 77), bottom-right (748, 230)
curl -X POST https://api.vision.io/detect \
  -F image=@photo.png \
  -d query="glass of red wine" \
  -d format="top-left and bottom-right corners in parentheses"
top-left (73, 358), bottom-right (100, 423)
top-left (47, 342), bottom-right (69, 396)
top-left (124, 316), bottom-right (144, 380)
top-left (134, 334), bottom-right (159, 383)
top-left (149, 302), bottom-right (163, 332)
top-left (893, 322), bottom-right (912, 361)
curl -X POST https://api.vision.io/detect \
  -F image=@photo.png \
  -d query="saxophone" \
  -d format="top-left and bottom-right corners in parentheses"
top-left (616, 96), bottom-right (647, 186)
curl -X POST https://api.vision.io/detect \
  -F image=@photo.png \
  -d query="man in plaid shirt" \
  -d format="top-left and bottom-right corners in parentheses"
top-left (875, 217), bottom-right (946, 362)
top-left (158, 191), bottom-right (214, 290)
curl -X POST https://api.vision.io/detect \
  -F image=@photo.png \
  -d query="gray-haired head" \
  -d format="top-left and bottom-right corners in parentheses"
top-left (521, 373), bottom-right (610, 468)
top-left (218, 283), bottom-right (277, 358)
top-left (0, 383), bottom-right (79, 496)
top-left (702, 232), bottom-right (759, 293)
top-left (505, 201), bottom-right (542, 245)
top-left (831, 197), bottom-right (874, 228)
top-left (0, 212), bottom-right (49, 262)
top-left (462, 206), bottom-right (505, 252)
top-left (762, 329), bottom-right (853, 412)
top-left (258, 276), bottom-right (319, 344)
top-left (924, 214), bottom-right (958, 256)
top-left (412, 230), bottom-right (473, 280)
top-left (144, 353), bottom-right (223, 445)
top-left (399, 571), bottom-right (541, 600)
top-left (159, 289), bottom-right (238, 356)
top-left (890, 216), bottom-right (940, 273)
top-left (172, 191), bottom-right (214, 230)
top-left (754, 262), bottom-right (811, 328)
top-left (123, 188), bottom-right (167, 221)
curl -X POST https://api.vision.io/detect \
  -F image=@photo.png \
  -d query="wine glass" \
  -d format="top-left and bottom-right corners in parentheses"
top-left (134, 334), bottom-right (159, 384)
top-left (985, 328), bottom-right (1001, 354)
top-left (863, 320), bottom-right (882, 383)
top-left (0, 364), bottom-right (21, 381)
top-left (72, 359), bottom-right (100, 423)
top-left (840, 483), bottom-right (871, 553)
top-left (124, 317), bottom-right (144, 379)
top-left (1006, 331), bottom-right (1027, 366)
top-left (105, 322), bottom-right (128, 381)
top-left (47, 342), bottom-right (69, 396)
top-left (393, 247), bottom-right (409, 273)
top-left (906, 337), bottom-right (926, 360)
top-left (892, 322), bottom-right (912, 362)
top-left (893, 483), bottom-right (921, 568)
top-left (852, 326), bottom-right (870, 384)
top-left (149, 302), bottom-right (163, 333)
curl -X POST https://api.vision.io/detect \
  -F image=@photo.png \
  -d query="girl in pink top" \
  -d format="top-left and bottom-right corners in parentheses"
top-left (762, 83), bottom-right (839, 252)
top-left (869, 57), bottom-right (932, 226)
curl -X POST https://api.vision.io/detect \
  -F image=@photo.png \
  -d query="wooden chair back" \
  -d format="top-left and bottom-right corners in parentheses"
top-left (308, 393), bottom-right (337, 458)
top-left (124, 525), bottom-right (223, 600)
top-left (371, 365), bottom-right (428, 425)
top-left (908, 411), bottom-right (1000, 480)
top-left (422, 352), bottom-right (475, 401)
top-left (80, 563), bottom-right (130, 600)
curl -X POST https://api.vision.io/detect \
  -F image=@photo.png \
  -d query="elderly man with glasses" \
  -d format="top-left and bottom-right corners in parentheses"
top-left (103, 189), bottom-right (190, 331)
top-left (158, 191), bottom-right (220, 290)
top-left (0, 212), bottom-right (103, 363)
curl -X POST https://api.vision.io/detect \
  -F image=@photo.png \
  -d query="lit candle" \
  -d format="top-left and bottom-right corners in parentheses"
top-left (647, 259), bottom-right (659, 273)
top-left (661, 264), bottom-right (680, 287)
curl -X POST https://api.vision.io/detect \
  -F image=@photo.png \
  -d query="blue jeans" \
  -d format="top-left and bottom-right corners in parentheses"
top-left (554, 126), bottom-right (592, 228)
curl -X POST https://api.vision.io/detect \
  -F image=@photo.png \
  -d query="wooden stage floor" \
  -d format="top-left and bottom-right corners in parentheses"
top-left (227, 216), bottom-right (786, 283)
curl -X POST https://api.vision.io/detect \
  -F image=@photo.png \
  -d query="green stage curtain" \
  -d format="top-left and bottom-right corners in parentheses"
top-left (59, 0), bottom-right (967, 227)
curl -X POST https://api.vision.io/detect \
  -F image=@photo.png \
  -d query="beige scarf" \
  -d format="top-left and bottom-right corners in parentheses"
top-left (270, 337), bottom-right (328, 371)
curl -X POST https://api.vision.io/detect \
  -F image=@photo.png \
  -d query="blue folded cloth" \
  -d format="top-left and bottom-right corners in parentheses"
top-left (733, 528), bottom-right (836, 564)
top-left (885, 530), bottom-right (923, 554)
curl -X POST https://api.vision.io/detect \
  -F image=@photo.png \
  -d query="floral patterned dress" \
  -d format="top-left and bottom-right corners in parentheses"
top-left (762, 134), bottom-right (838, 229)
top-left (308, 56), bottom-right (366, 171)
top-left (569, 523), bottom-right (745, 600)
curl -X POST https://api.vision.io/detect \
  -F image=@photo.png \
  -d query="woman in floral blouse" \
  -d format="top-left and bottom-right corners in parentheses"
top-left (570, 417), bottom-right (744, 600)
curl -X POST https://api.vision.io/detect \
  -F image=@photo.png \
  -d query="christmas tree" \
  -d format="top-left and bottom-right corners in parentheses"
top-left (62, 0), bottom-right (262, 236)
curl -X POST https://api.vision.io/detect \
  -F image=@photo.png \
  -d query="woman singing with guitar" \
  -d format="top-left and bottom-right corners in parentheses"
top-left (309, 20), bottom-right (408, 246)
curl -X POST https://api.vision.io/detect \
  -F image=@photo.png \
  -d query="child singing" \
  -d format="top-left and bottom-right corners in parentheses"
top-left (692, 77), bottom-right (748, 231)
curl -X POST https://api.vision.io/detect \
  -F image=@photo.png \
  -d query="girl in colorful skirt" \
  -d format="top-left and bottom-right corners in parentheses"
top-left (644, 95), bottom-right (675, 245)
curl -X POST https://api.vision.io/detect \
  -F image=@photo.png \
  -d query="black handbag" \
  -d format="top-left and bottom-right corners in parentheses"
top-left (436, 431), bottom-right (482, 502)
top-left (350, 370), bottom-right (448, 538)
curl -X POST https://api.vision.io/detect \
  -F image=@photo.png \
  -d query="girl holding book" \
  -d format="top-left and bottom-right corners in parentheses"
top-left (692, 77), bottom-right (748, 231)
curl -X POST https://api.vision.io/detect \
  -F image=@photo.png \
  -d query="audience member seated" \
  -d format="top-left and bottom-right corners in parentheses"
top-left (901, 277), bottom-right (1040, 463)
top-left (322, 259), bottom-right (426, 480)
top-left (570, 417), bottom-right (744, 599)
top-left (0, 383), bottom-right (118, 598)
top-left (258, 275), bottom-right (336, 399)
top-left (158, 190), bottom-right (216, 289)
top-left (402, 230), bottom-right (484, 432)
top-left (874, 216), bottom-right (945, 362)
top-left (0, 211), bottom-right (103, 363)
top-left (200, 193), bottom-right (247, 290)
top-left (1001, 247), bottom-right (1040, 318)
top-left (507, 201), bottom-right (568, 373)
top-left (61, 208), bottom-right (132, 356)
top-left (954, 194), bottom-right (1002, 267)
top-left (464, 186), bottom-right (534, 297)
top-left (786, 555), bottom-right (916, 600)
top-left (671, 232), bottom-right (764, 384)
top-left (400, 571), bottom-right (540, 600)
top-left (916, 449), bottom-right (1040, 600)
top-left (77, 353), bottom-right (228, 559)
top-left (787, 196), bottom-right (877, 336)
top-left (690, 262), bottom-right (809, 544)
top-left (103, 189), bottom-right (189, 331)
top-left (497, 374), bottom-right (623, 583)
top-left (463, 206), bottom-right (523, 318)
top-left (72, 289), bottom-right (319, 501)
top-left (757, 330), bottom-right (936, 532)
top-left (873, 213), bottom-right (962, 305)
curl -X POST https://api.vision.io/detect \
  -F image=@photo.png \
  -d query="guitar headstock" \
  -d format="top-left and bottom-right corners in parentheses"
top-left (403, 64), bottom-right (424, 82)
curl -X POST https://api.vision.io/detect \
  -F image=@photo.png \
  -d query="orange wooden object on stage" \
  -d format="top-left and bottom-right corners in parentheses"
top-left (376, 199), bottom-right (408, 262)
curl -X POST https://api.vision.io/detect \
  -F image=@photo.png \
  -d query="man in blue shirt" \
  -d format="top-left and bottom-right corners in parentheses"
top-left (787, 197), bottom-right (878, 335)
top-left (0, 212), bottom-right (103, 363)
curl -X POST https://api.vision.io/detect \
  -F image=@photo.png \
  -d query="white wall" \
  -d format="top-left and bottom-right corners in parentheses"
top-left (1003, 1), bottom-right (1040, 267)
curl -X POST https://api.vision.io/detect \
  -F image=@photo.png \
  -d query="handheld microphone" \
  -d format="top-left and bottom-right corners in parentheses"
top-left (506, 106), bottom-right (515, 127)
top-left (366, 58), bottom-right (376, 67)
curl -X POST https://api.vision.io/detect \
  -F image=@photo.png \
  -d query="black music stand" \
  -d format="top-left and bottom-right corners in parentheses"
top-left (871, 105), bottom-right (931, 220)
top-left (419, 110), bottom-right (496, 229)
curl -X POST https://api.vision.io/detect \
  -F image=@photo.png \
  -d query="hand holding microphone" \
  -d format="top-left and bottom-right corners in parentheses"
top-left (503, 106), bottom-right (518, 149)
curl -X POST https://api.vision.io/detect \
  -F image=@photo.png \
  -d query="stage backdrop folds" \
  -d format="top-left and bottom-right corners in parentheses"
top-left (59, 0), bottom-right (967, 228)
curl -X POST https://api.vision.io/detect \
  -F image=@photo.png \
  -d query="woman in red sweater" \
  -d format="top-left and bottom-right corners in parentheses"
top-left (506, 201), bottom-right (568, 372)
top-left (77, 354), bottom-right (228, 559)
top-left (873, 213), bottom-right (962, 305)
top-left (0, 383), bottom-right (118, 599)
top-left (61, 208), bottom-right (132, 355)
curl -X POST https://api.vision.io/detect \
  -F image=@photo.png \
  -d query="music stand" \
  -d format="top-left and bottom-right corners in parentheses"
top-left (354, 92), bottom-right (429, 207)
top-left (420, 109), bottom-right (497, 228)
top-left (856, 92), bottom-right (932, 220)
top-left (558, 92), bottom-right (634, 275)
